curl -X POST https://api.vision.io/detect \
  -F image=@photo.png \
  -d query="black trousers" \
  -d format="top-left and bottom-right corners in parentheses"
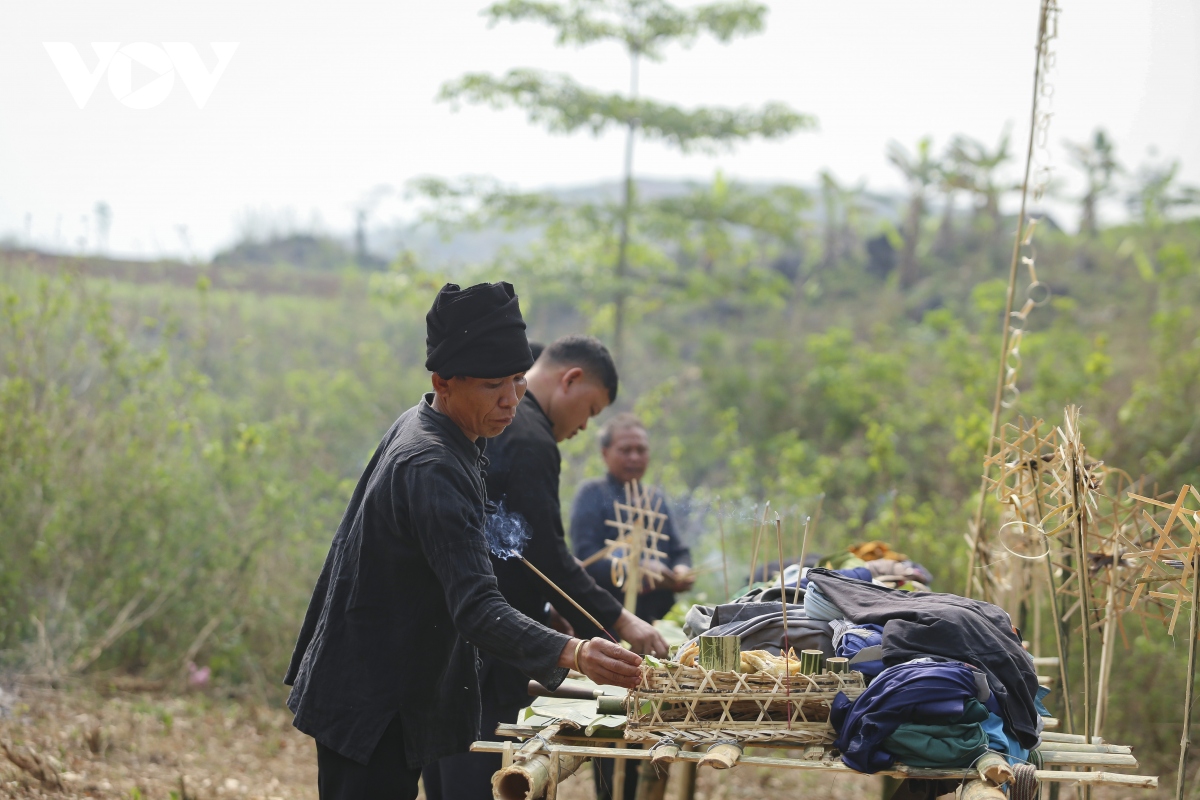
top-left (421, 690), bottom-right (526, 800)
top-left (317, 715), bottom-right (421, 800)
top-left (592, 752), bottom-right (640, 800)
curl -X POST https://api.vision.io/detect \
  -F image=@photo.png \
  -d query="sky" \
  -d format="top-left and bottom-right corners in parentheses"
top-left (1, 0), bottom-right (1198, 259)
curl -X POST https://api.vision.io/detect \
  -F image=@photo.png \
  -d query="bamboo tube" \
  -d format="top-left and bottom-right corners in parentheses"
top-left (491, 750), bottom-right (589, 800)
top-left (975, 752), bottom-right (1014, 786)
top-left (960, 778), bottom-right (1006, 800)
top-left (1177, 549), bottom-right (1200, 800)
top-left (698, 742), bottom-right (742, 770)
top-left (649, 743), bottom-right (680, 767)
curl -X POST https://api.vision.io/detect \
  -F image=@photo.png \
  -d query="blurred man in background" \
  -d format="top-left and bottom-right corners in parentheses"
top-left (570, 413), bottom-right (693, 799)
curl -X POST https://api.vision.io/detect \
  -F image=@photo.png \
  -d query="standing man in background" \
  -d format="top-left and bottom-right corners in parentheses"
top-left (422, 335), bottom-right (667, 800)
top-left (572, 413), bottom-right (694, 622)
top-left (570, 413), bottom-right (694, 800)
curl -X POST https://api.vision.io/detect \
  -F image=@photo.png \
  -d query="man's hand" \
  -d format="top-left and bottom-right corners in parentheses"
top-left (613, 609), bottom-right (669, 657)
top-left (558, 637), bottom-right (642, 689)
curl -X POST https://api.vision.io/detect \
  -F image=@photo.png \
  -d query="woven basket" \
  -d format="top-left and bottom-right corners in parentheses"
top-left (624, 662), bottom-right (866, 745)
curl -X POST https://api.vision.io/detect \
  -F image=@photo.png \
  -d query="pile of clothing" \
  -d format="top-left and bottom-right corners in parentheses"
top-left (807, 568), bottom-right (1049, 775)
top-left (680, 565), bottom-right (1050, 781)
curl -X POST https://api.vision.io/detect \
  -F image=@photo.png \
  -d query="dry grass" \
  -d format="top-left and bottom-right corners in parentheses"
top-left (0, 680), bottom-right (314, 800)
top-left (0, 680), bottom-right (1168, 800)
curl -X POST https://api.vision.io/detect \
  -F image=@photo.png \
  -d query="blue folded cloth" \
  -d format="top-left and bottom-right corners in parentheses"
top-left (804, 583), bottom-right (844, 621)
top-left (833, 622), bottom-right (885, 678)
top-left (830, 660), bottom-right (982, 773)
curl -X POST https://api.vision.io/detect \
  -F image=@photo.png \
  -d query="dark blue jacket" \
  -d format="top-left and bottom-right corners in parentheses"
top-left (570, 473), bottom-right (691, 625)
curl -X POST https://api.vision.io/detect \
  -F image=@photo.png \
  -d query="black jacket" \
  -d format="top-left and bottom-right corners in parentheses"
top-left (284, 395), bottom-right (570, 766)
top-left (486, 394), bottom-right (625, 649)
top-left (807, 568), bottom-right (1042, 750)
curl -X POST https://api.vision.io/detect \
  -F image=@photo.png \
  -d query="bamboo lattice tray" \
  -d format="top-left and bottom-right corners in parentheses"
top-left (624, 662), bottom-right (866, 744)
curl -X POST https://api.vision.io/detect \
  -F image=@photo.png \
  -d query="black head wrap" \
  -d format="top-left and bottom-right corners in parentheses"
top-left (424, 281), bottom-right (534, 379)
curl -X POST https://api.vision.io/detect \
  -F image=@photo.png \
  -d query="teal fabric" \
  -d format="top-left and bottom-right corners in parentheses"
top-left (884, 697), bottom-right (991, 768)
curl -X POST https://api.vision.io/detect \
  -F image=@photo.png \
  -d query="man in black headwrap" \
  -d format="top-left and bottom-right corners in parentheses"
top-left (284, 282), bottom-right (643, 800)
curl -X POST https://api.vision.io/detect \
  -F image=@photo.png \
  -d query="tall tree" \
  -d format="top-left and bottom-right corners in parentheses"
top-left (949, 130), bottom-right (1013, 232)
top-left (1127, 158), bottom-right (1200, 229)
top-left (437, 0), bottom-right (814, 361)
top-left (1063, 129), bottom-right (1120, 237)
top-left (817, 170), bottom-right (871, 272)
top-left (886, 137), bottom-right (938, 289)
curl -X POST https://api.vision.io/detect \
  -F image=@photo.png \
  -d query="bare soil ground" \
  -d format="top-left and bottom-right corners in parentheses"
top-left (0, 680), bottom-right (1156, 800)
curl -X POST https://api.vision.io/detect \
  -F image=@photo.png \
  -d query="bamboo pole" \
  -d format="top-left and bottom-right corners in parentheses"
top-left (1029, 446), bottom-right (1075, 735)
top-left (1071, 450), bottom-right (1094, 755)
top-left (1094, 560), bottom-right (1118, 738)
top-left (472, 742), bottom-right (1159, 788)
top-left (965, 0), bottom-right (1053, 600)
top-left (1176, 549), bottom-right (1200, 800)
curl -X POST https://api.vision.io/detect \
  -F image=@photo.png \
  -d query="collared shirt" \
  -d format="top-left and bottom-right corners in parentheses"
top-left (570, 473), bottom-right (692, 624)
top-left (485, 393), bottom-right (624, 653)
top-left (283, 394), bottom-right (569, 767)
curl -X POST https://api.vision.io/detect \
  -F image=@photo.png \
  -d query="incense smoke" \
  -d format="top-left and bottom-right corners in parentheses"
top-left (483, 499), bottom-right (531, 560)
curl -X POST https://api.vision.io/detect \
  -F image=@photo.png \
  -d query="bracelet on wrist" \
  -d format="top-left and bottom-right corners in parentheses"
top-left (573, 639), bottom-right (587, 674)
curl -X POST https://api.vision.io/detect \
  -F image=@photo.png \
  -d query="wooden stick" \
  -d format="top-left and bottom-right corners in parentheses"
top-left (716, 501), bottom-right (730, 602)
top-left (519, 558), bottom-right (617, 643)
top-left (1177, 547), bottom-right (1200, 800)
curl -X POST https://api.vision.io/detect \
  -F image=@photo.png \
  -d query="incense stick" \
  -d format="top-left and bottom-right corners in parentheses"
top-left (716, 501), bottom-right (730, 601)
top-left (795, 517), bottom-right (811, 605)
top-left (774, 513), bottom-right (792, 729)
top-left (520, 557), bottom-right (618, 643)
